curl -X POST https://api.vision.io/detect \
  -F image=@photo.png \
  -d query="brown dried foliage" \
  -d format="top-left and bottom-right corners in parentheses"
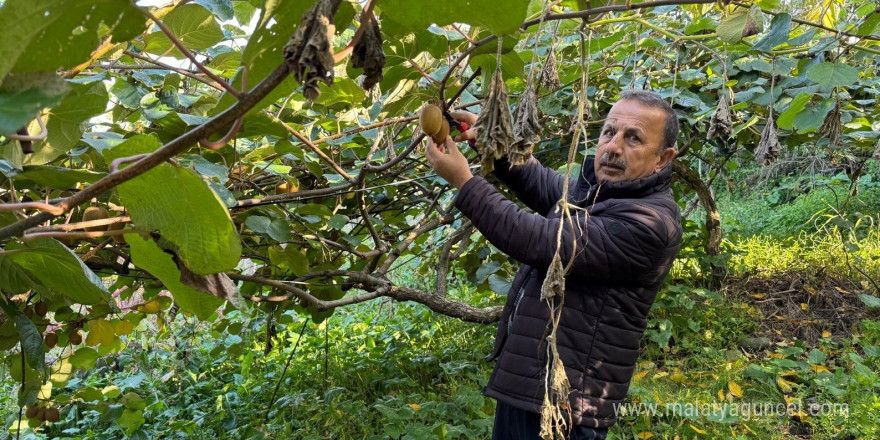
top-left (284, 0), bottom-right (342, 101)
top-left (755, 118), bottom-right (781, 166)
top-left (539, 51), bottom-right (561, 91)
top-left (819, 99), bottom-right (841, 147)
top-left (510, 83), bottom-right (541, 165)
top-left (474, 68), bottom-right (515, 174)
top-left (352, 16), bottom-right (385, 91)
top-left (707, 94), bottom-right (733, 139)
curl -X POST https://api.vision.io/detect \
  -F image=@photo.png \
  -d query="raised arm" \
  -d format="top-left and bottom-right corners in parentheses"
top-left (453, 175), bottom-right (679, 284)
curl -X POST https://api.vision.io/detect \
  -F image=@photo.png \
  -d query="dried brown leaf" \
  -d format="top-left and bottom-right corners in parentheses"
top-left (510, 83), bottom-right (541, 165)
top-left (819, 99), bottom-right (841, 147)
top-left (755, 118), bottom-right (781, 166)
top-left (539, 51), bottom-right (561, 91)
top-left (284, 0), bottom-right (342, 101)
top-left (707, 94), bottom-right (733, 139)
top-left (474, 68), bottom-right (515, 174)
top-left (352, 17), bottom-right (385, 91)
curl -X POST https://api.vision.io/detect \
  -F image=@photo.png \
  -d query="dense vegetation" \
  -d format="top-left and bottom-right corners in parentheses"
top-left (1, 0), bottom-right (879, 438)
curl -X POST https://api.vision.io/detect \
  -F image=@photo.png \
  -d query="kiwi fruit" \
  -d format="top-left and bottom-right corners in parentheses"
top-left (35, 406), bottom-right (46, 422)
top-left (433, 119), bottom-right (451, 144)
top-left (69, 330), bottom-right (82, 345)
top-left (34, 301), bottom-right (48, 317)
top-left (23, 306), bottom-right (34, 319)
top-left (45, 332), bottom-right (58, 348)
top-left (25, 405), bottom-right (39, 419)
top-left (109, 220), bottom-right (126, 245)
top-left (82, 207), bottom-right (110, 232)
top-left (44, 407), bottom-right (60, 422)
top-left (419, 104), bottom-right (443, 137)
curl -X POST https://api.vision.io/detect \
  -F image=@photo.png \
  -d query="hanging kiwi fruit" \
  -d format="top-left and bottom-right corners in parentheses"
top-left (82, 206), bottom-right (110, 231)
top-left (419, 104), bottom-right (451, 144)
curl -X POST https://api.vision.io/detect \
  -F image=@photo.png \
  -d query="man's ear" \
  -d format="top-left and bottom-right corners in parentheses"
top-left (654, 147), bottom-right (676, 172)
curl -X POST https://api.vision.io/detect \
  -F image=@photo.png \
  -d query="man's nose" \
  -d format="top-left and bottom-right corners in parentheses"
top-left (606, 131), bottom-right (625, 154)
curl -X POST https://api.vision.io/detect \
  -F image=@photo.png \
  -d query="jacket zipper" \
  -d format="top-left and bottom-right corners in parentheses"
top-left (507, 270), bottom-right (531, 337)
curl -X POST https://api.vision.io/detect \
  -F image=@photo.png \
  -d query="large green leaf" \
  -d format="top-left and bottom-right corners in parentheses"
top-left (105, 136), bottom-right (241, 274)
top-left (0, 255), bottom-right (35, 293)
top-left (776, 92), bottom-right (812, 130)
top-left (5, 239), bottom-right (109, 305)
top-left (144, 4), bottom-right (225, 58)
top-left (806, 62), bottom-right (859, 88)
top-left (15, 165), bottom-right (106, 188)
top-left (13, 312), bottom-right (46, 378)
top-left (380, 0), bottom-right (529, 36)
top-left (128, 234), bottom-right (225, 320)
top-left (0, 72), bottom-right (70, 135)
top-left (750, 13), bottom-right (791, 52)
top-left (0, 0), bottom-right (147, 80)
top-left (25, 82), bottom-right (109, 165)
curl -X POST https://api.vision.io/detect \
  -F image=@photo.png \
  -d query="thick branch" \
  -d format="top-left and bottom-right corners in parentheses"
top-left (0, 63), bottom-right (292, 241)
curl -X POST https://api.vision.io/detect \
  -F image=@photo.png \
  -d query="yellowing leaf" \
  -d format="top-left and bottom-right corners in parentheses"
top-left (778, 370), bottom-right (799, 377)
top-left (114, 320), bottom-right (135, 336)
top-left (822, 330), bottom-right (831, 338)
top-left (834, 286), bottom-right (850, 294)
top-left (728, 381), bottom-right (743, 398)
top-left (750, 293), bottom-right (766, 299)
top-left (633, 370), bottom-right (649, 381)
top-left (637, 432), bottom-right (655, 439)
top-left (85, 319), bottom-right (114, 347)
top-left (777, 377), bottom-right (793, 393)
top-left (811, 364), bottom-right (830, 374)
top-left (653, 371), bottom-right (668, 379)
top-left (800, 303), bottom-right (809, 311)
top-left (689, 424), bottom-right (707, 435)
top-left (409, 403), bottom-right (422, 411)
top-left (670, 373), bottom-right (687, 383)
top-left (861, 281), bottom-right (870, 290)
top-left (718, 389), bottom-right (725, 401)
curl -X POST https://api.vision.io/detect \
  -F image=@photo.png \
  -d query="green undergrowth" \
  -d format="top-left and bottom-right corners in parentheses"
top-left (5, 184), bottom-right (880, 439)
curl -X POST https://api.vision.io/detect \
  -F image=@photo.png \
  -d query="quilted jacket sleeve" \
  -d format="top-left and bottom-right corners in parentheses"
top-left (493, 156), bottom-right (566, 217)
top-left (454, 176), bottom-right (678, 284)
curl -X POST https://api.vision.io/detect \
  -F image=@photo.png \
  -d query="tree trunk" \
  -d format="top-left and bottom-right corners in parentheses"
top-left (673, 161), bottom-right (724, 276)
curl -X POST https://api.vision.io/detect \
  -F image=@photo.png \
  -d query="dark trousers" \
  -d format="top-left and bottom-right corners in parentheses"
top-left (491, 400), bottom-right (608, 440)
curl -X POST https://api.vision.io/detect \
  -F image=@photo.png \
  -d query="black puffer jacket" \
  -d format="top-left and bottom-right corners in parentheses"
top-left (453, 156), bottom-right (682, 428)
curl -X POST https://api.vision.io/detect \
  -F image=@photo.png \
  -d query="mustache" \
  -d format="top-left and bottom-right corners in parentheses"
top-left (598, 154), bottom-right (626, 169)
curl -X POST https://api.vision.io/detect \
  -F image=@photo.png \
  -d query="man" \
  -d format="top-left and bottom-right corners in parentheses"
top-left (424, 90), bottom-right (683, 439)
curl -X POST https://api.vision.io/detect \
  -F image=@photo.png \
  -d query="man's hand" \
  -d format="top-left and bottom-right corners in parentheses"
top-left (451, 111), bottom-right (478, 143)
top-left (425, 135), bottom-right (473, 189)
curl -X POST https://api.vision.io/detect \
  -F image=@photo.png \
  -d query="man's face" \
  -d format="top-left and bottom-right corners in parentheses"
top-left (593, 99), bottom-right (674, 183)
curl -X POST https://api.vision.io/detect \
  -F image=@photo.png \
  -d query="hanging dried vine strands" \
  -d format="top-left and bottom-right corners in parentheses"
top-left (351, 14), bottom-right (385, 91)
top-left (538, 331), bottom-right (572, 440)
top-left (707, 94), bottom-right (733, 139)
top-left (754, 118), bottom-right (781, 166)
top-left (510, 82), bottom-right (541, 165)
top-left (474, 41), bottom-right (515, 175)
top-left (820, 97), bottom-right (841, 147)
top-left (284, 0), bottom-right (343, 101)
top-left (873, 139), bottom-right (880, 160)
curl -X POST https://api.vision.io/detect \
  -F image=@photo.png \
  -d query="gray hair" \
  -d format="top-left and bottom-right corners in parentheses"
top-left (618, 89), bottom-right (679, 152)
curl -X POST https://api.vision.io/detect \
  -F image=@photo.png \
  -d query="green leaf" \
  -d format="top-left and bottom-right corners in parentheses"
top-left (0, 255), bottom-right (36, 293)
top-left (116, 408), bottom-right (146, 435)
top-left (859, 293), bottom-right (880, 309)
top-left (128, 234), bottom-right (225, 320)
top-left (776, 93), bottom-right (812, 130)
top-left (716, 10), bottom-right (750, 44)
top-left (85, 319), bottom-right (115, 347)
top-left (6, 239), bottom-right (109, 305)
top-left (12, 311), bottom-right (46, 379)
top-left (806, 63), bottom-right (859, 88)
top-left (750, 13), bottom-right (791, 52)
top-left (195, 0), bottom-right (235, 21)
top-left (0, 0), bottom-right (147, 79)
top-left (25, 82), bottom-right (109, 165)
top-left (69, 347), bottom-right (99, 370)
top-left (0, 72), bottom-right (70, 135)
top-left (144, 4), bottom-right (225, 58)
top-left (106, 136), bottom-right (241, 274)
top-left (284, 246), bottom-right (310, 277)
top-left (15, 165), bottom-right (106, 188)
top-left (857, 6), bottom-right (880, 36)
top-left (793, 99), bottom-right (835, 133)
top-left (380, 0), bottom-right (529, 36)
